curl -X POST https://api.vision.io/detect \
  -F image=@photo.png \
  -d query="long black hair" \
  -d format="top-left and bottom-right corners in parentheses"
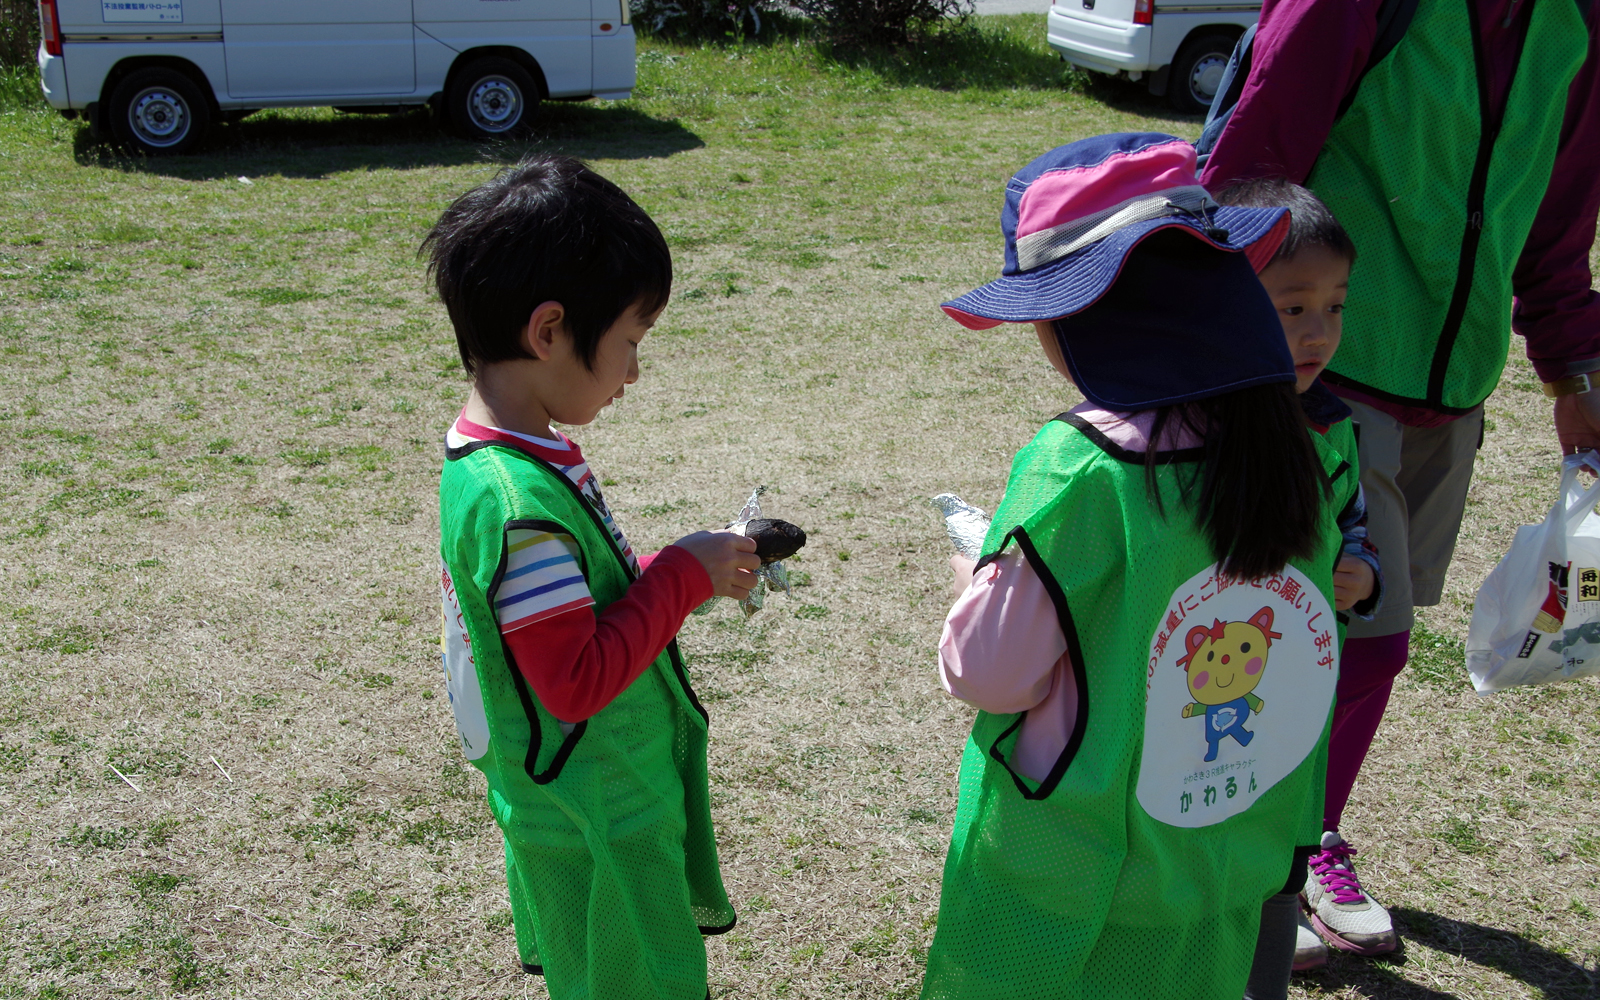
top-left (1143, 382), bottom-right (1329, 581)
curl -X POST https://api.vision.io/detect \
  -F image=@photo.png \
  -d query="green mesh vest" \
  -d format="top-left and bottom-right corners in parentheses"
top-left (438, 437), bottom-right (733, 999)
top-left (1311, 0), bottom-right (1588, 413)
top-left (1320, 414), bottom-right (1360, 645)
top-left (921, 415), bottom-right (1355, 1000)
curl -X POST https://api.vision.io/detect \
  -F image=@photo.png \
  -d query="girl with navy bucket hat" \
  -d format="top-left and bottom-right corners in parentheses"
top-left (922, 133), bottom-right (1356, 1000)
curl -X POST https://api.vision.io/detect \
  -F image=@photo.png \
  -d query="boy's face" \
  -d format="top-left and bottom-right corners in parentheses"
top-left (1258, 245), bottom-right (1350, 393)
top-left (542, 301), bottom-right (661, 427)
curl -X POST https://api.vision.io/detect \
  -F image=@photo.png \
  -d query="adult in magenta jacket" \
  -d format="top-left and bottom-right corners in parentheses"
top-left (1200, 0), bottom-right (1599, 967)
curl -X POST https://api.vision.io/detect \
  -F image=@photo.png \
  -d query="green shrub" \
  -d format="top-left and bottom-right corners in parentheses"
top-left (0, 1), bottom-right (39, 69)
top-left (793, 0), bottom-right (973, 46)
top-left (631, 0), bottom-right (786, 39)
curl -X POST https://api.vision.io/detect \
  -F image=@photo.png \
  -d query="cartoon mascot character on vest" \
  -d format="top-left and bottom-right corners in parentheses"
top-left (1176, 606), bottom-right (1281, 762)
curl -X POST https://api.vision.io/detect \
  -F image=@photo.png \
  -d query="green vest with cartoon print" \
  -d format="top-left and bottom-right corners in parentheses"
top-left (438, 438), bottom-right (732, 999)
top-left (920, 414), bottom-right (1354, 1000)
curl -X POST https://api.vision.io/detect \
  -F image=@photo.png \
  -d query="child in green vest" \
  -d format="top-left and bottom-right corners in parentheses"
top-left (925, 133), bottom-right (1360, 1000)
top-left (423, 155), bottom-right (761, 1000)
top-left (1214, 179), bottom-right (1384, 988)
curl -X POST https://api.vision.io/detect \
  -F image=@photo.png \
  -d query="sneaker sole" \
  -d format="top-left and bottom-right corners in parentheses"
top-left (1292, 952), bottom-right (1328, 972)
top-left (1308, 913), bottom-right (1398, 956)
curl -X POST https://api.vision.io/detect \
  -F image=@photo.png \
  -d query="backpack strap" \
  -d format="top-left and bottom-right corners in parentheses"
top-left (1194, 22), bottom-right (1256, 170)
top-left (1195, 0), bottom-right (1421, 171)
top-left (1336, 0), bottom-right (1422, 117)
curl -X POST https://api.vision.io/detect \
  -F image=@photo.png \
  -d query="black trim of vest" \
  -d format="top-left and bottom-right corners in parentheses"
top-left (444, 437), bottom-right (504, 463)
top-left (491, 518), bottom-right (589, 785)
top-left (521, 963), bottom-right (543, 976)
top-left (1055, 412), bottom-right (1205, 465)
top-left (699, 915), bottom-right (738, 936)
top-left (1320, 370), bottom-right (1482, 415)
top-left (453, 438), bottom-right (713, 728)
top-left (1425, 0), bottom-right (1535, 408)
top-left (971, 525), bottom-right (1091, 802)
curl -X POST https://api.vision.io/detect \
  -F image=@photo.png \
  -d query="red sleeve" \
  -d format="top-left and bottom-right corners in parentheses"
top-left (1199, 0), bottom-right (1378, 190)
top-left (1514, 14), bottom-right (1600, 381)
top-left (502, 545), bottom-right (712, 722)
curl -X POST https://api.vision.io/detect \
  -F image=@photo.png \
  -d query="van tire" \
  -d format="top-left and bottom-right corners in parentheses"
top-left (1167, 33), bottom-right (1236, 115)
top-left (447, 57), bottom-right (538, 139)
top-left (108, 67), bottom-right (210, 155)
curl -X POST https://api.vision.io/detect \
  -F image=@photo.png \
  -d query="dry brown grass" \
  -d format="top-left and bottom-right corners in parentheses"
top-left (0, 25), bottom-right (1595, 1000)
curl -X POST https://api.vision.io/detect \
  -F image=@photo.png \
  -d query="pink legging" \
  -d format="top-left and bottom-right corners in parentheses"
top-left (1324, 631), bottom-right (1411, 832)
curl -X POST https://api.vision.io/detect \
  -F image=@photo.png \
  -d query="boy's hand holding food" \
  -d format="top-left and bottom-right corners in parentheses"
top-left (675, 531), bottom-right (762, 600)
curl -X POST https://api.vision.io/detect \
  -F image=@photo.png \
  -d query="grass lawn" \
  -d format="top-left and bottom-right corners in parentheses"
top-left (0, 17), bottom-right (1596, 999)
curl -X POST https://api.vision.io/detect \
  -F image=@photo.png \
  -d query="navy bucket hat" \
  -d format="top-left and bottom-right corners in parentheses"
top-left (943, 132), bottom-right (1298, 411)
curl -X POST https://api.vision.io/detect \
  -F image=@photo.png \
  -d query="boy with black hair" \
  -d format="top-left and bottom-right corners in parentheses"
top-left (425, 155), bottom-right (759, 999)
top-left (1217, 177), bottom-right (1383, 991)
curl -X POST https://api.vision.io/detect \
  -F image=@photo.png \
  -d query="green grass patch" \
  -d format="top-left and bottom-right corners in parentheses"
top-left (1434, 817), bottom-right (1491, 855)
top-left (230, 287), bottom-right (323, 306)
top-left (1408, 622), bottom-right (1472, 691)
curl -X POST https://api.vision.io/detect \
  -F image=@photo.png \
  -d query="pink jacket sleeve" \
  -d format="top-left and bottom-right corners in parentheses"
top-left (940, 551), bottom-right (1081, 783)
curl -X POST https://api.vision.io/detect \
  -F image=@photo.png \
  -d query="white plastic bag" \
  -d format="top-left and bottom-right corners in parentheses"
top-left (1466, 451), bottom-right (1600, 694)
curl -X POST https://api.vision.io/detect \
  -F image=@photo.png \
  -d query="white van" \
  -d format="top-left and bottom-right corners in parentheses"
top-left (1046, 0), bottom-right (1258, 114)
top-left (35, 0), bottom-right (636, 154)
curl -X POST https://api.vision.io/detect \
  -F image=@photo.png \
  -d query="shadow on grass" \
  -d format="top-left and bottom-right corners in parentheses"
top-left (70, 101), bottom-right (704, 179)
top-left (1073, 72), bottom-right (1208, 128)
top-left (814, 16), bottom-right (1208, 129)
top-left (648, 12), bottom-right (1099, 93)
top-left (1299, 907), bottom-right (1597, 1000)
top-left (816, 18), bottom-right (1073, 90)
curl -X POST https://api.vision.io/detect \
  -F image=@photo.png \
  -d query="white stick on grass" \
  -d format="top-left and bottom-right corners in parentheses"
top-left (210, 756), bottom-right (232, 782)
top-left (225, 904), bottom-right (323, 940)
top-left (107, 763), bottom-right (141, 793)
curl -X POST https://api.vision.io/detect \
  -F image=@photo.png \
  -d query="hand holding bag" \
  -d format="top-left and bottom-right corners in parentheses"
top-left (1466, 452), bottom-right (1600, 694)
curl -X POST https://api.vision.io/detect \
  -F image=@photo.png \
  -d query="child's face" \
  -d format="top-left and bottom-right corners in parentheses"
top-left (542, 301), bottom-right (660, 427)
top-left (1257, 245), bottom-right (1350, 393)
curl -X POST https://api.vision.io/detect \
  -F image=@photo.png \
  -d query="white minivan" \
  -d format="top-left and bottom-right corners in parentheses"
top-left (35, 0), bottom-right (636, 154)
top-left (1046, 0), bottom-right (1258, 114)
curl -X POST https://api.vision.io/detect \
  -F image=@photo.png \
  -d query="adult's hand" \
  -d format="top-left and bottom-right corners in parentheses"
top-left (1554, 390), bottom-right (1600, 454)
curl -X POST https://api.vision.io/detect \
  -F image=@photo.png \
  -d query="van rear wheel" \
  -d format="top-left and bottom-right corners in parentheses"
top-left (447, 57), bottom-right (539, 140)
top-left (109, 68), bottom-right (210, 155)
top-left (1167, 33), bottom-right (1236, 115)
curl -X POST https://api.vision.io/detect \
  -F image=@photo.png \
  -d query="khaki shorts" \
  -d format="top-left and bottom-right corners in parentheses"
top-left (1345, 400), bottom-right (1484, 638)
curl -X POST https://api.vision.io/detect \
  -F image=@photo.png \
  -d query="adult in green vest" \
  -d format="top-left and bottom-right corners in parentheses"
top-left (1201, 0), bottom-right (1600, 961)
top-left (930, 133), bottom-right (1368, 1000)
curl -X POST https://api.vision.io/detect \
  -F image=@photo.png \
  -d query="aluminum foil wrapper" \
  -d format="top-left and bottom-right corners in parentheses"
top-left (929, 493), bottom-right (992, 561)
top-left (691, 486), bottom-right (798, 618)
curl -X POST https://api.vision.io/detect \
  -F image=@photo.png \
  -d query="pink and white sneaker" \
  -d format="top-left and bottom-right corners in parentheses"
top-left (1300, 831), bottom-right (1398, 955)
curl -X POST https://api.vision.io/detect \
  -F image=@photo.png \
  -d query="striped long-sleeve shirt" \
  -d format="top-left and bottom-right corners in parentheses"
top-left (450, 414), bottom-right (711, 722)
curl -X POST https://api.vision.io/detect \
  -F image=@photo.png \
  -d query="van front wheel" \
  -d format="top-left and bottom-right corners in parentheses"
top-left (447, 57), bottom-right (538, 139)
top-left (109, 68), bottom-right (210, 155)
